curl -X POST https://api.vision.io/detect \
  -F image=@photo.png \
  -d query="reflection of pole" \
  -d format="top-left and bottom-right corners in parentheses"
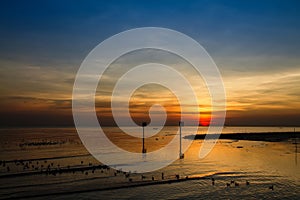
top-left (295, 127), bottom-right (298, 165)
top-left (296, 138), bottom-right (298, 166)
top-left (179, 121), bottom-right (184, 159)
top-left (142, 122), bottom-right (147, 153)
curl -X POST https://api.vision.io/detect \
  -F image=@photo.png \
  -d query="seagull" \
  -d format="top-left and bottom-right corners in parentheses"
top-left (211, 177), bottom-right (215, 186)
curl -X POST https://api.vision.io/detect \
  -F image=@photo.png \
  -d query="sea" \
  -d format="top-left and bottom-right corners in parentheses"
top-left (0, 126), bottom-right (299, 199)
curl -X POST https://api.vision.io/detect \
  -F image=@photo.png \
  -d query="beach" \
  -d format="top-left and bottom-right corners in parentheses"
top-left (0, 126), bottom-right (299, 199)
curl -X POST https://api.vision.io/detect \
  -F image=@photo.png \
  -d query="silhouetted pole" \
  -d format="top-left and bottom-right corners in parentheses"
top-left (295, 127), bottom-right (298, 165)
top-left (179, 121), bottom-right (184, 159)
top-left (142, 122), bottom-right (147, 153)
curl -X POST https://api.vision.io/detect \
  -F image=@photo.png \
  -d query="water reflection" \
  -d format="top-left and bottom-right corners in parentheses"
top-left (0, 127), bottom-right (299, 199)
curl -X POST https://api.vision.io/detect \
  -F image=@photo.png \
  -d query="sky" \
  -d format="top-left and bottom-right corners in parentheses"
top-left (0, 0), bottom-right (300, 127)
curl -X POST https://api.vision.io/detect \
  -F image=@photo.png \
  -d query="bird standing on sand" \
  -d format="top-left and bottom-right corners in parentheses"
top-left (246, 180), bottom-right (250, 185)
top-left (211, 178), bottom-right (215, 186)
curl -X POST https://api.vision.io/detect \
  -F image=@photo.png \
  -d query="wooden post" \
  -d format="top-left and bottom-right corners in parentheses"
top-left (179, 121), bottom-right (184, 159)
top-left (142, 122), bottom-right (147, 153)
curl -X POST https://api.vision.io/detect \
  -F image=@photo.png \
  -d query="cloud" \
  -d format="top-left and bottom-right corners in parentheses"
top-left (0, 63), bottom-right (75, 99)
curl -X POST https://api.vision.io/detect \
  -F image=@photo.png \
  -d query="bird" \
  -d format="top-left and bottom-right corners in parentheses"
top-left (226, 183), bottom-right (230, 187)
top-left (152, 176), bottom-right (155, 181)
top-left (246, 180), bottom-right (250, 186)
top-left (269, 185), bottom-right (274, 190)
top-left (230, 180), bottom-right (235, 184)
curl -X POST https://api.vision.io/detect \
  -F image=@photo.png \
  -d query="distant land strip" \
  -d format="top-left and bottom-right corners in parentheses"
top-left (184, 132), bottom-right (300, 142)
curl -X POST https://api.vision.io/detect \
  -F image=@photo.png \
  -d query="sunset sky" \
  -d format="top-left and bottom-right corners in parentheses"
top-left (0, 0), bottom-right (300, 127)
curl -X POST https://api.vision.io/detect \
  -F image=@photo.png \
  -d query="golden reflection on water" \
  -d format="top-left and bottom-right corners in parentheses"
top-left (184, 139), bottom-right (299, 181)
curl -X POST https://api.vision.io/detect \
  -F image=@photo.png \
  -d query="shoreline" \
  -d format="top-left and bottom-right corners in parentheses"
top-left (1, 173), bottom-right (216, 199)
top-left (184, 132), bottom-right (300, 142)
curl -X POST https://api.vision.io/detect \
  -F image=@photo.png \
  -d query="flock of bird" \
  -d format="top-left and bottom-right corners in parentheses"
top-left (211, 177), bottom-right (274, 190)
top-left (0, 159), bottom-right (111, 176)
top-left (0, 159), bottom-right (275, 191)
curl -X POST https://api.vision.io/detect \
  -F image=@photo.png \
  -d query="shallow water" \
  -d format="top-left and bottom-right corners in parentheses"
top-left (0, 127), bottom-right (299, 199)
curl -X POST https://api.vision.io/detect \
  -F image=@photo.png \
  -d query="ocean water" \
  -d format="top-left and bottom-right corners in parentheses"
top-left (0, 126), bottom-right (299, 199)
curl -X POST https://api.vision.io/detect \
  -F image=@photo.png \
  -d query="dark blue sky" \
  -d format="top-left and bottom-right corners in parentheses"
top-left (1, 0), bottom-right (300, 71)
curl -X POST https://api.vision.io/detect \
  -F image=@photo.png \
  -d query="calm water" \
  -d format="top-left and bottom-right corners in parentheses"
top-left (0, 126), bottom-right (299, 199)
